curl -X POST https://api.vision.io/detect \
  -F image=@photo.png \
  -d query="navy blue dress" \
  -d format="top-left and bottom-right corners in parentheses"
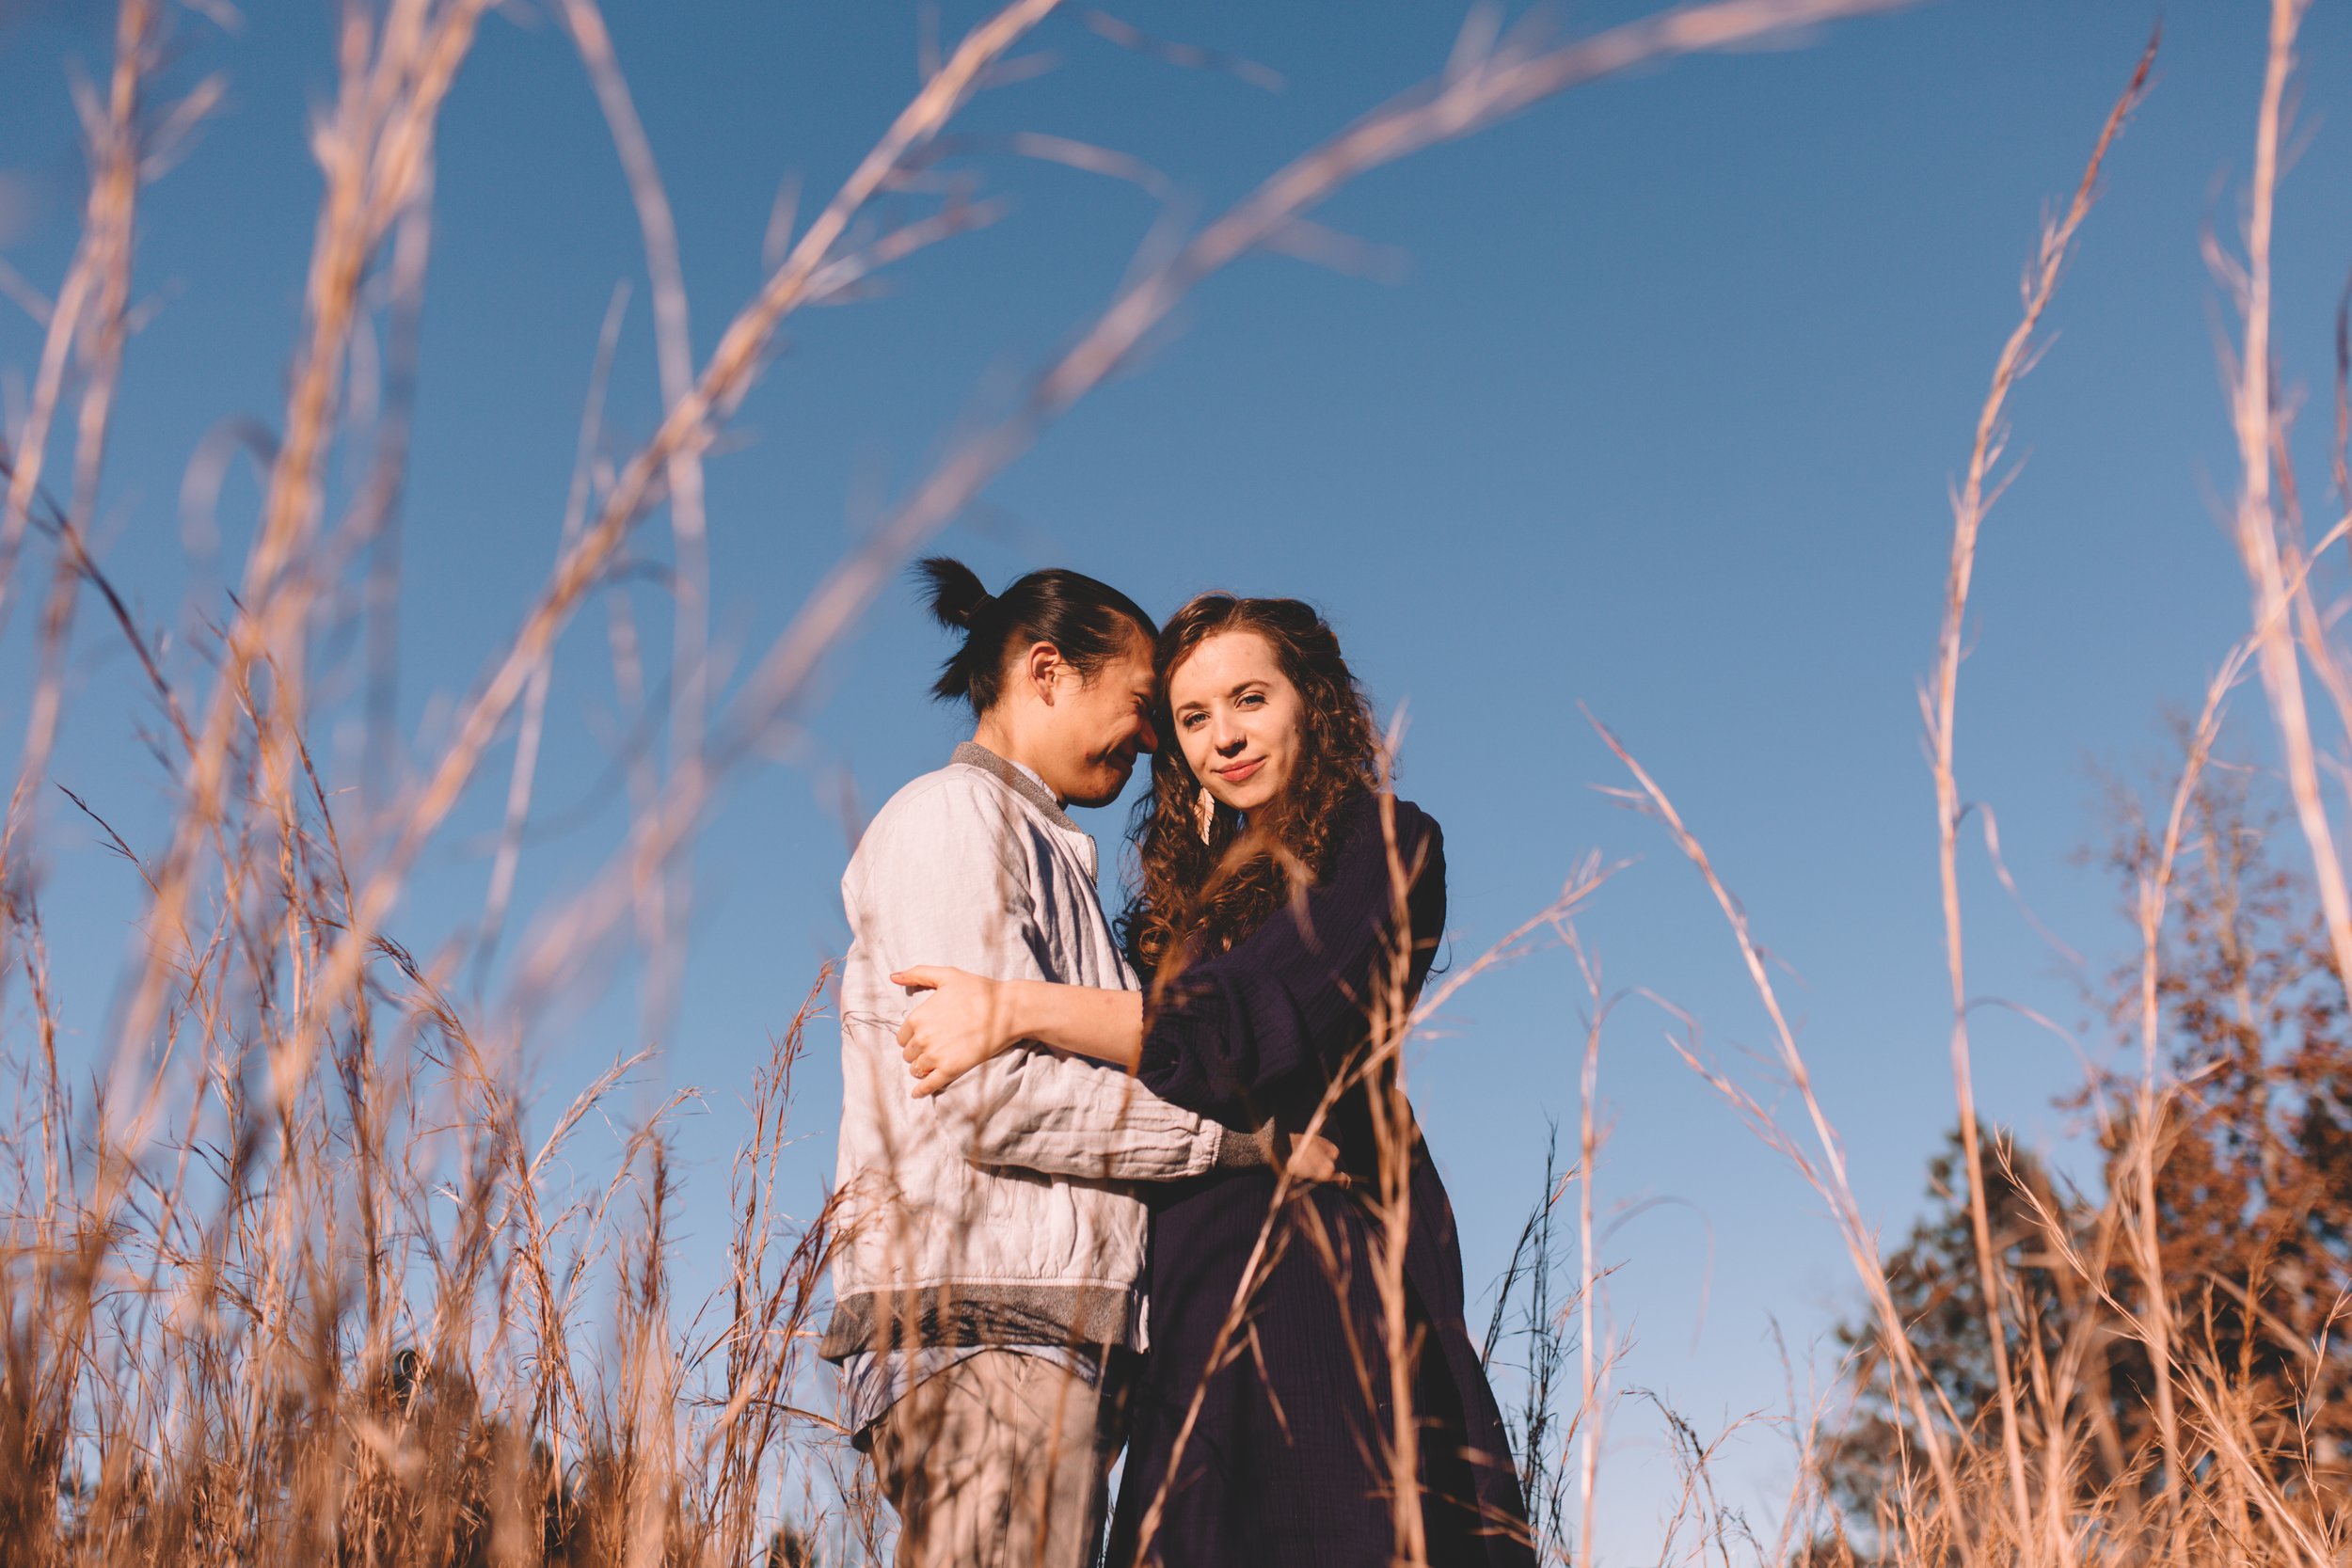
top-left (1104, 794), bottom-right (1536, 1568)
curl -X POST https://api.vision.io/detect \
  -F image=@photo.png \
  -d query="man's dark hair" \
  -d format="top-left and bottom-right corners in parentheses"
top-left (914, 557), bottom-right (1156, 714)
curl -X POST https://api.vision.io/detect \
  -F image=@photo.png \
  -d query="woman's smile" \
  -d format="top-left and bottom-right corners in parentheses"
top-left (1169, 630), bottom-right (1305, 811)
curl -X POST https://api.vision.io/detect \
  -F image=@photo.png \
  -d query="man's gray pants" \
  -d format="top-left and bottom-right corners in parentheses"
top-left (868, 1350), bottom-right (1121, 1568)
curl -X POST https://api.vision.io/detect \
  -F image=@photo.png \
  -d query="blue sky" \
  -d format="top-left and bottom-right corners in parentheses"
top-left (7, 0), bottom-right (2352, 1553)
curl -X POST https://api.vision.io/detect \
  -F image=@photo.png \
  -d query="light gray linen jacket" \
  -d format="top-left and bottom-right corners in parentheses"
top-left (819, 744), bottom-right (1230, 1362)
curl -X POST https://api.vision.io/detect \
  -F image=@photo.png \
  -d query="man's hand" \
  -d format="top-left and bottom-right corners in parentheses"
top-left (895, 966), bottom-right (1021, 1097)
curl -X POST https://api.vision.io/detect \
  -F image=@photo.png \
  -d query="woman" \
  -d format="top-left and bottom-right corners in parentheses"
top-left (895, 594), bottom-right (1535, 1568)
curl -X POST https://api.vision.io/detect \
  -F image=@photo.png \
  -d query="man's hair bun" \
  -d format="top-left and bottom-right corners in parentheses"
top-left (908, 556), bottom-right (1156, 715)
top-left (915, 556), bottom-right (994, 631)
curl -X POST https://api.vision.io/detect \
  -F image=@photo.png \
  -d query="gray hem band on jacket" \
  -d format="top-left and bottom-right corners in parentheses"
top-left (820, 1282), bottom-right (1135, 1362)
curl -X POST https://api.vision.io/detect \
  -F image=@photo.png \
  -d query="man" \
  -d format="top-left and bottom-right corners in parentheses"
top-left (822, 560), bottom-right (1310, 1568)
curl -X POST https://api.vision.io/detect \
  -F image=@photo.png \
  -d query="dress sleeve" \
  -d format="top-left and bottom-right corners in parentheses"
top-left (1136, 798), bottom-right (1445, 1120)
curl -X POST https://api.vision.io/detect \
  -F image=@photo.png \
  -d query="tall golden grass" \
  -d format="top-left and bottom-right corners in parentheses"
top-left (1, 1), bottom-right (2346, 1564)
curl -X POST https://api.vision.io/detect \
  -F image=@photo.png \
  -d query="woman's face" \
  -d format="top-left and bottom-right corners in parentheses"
top-left (1167, 629), bottom-right (1303, 815)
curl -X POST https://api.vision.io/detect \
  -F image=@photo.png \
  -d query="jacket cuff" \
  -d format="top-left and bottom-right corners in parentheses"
top-left (1211, 1121), bottom-right (1272, 1169)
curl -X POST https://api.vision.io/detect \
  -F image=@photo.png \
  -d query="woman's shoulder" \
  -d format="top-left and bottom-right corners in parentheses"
top-left (1331, 791), bottom-right (1442, 863)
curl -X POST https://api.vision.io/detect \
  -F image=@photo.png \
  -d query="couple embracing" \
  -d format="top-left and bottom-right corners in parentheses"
top-left (821, 559), bottom-right (1534, 1568)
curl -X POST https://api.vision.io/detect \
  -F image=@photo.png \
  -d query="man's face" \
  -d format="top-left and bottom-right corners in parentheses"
top-left (1040, 631), bottom-right (1158, 810)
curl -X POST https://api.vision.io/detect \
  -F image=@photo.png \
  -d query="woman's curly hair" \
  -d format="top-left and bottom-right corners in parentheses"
top-left (1119, 594), bottom-right (1383, 978)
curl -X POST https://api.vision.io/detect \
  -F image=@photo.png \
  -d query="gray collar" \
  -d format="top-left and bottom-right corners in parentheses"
top-left (952, 741), bottom-right (1078, 833)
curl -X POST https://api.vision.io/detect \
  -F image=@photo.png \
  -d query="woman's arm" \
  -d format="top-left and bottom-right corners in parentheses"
top-left (858, 779), bottom-right (1230, 1180)
top-left (895, 969), bottom-right (1144, 1094)
top-left (1136, 798), bottom-right (1444, 1119)
top-left (895, 967), bottom-right (1344, 1181)
top-left (897, 797), bottom-right (1442, 1110)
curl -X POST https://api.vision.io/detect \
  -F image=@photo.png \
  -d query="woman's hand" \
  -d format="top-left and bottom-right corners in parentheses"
top-left (1280, 1130), bottom-right (1345, 1187)
top-left (894, 966), bottom-right (1023, 1097)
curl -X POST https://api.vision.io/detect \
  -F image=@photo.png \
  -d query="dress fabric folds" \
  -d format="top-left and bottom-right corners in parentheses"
top-left (1104, 794), bottom-right (1538, 1568)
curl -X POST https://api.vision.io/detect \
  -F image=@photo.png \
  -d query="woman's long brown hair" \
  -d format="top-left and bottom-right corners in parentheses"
top-left (1120, 594), bottom-right (1383, 979)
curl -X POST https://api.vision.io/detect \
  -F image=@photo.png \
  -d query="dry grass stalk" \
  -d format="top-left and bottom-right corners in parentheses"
top-left (0, 0), bottom-right (168, 879)
top-left (493, 0), bottom-right (1932, 1029)
top-left (1590, 14), bottom-right (2352, 1568)
top-left (2222, 0), bottom-right (2352, 1006)
top-left (1568, 927), bottom-right (1608, 1565)
top-left (43, 2), bottom-right (2352, 1566)
top-left (551, 0), bottom-right (707, 1031)
top-left (1588, 708), bottom-right (1981, 1562)
top-left (1922, 31), bottom-right (2154, 1552)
